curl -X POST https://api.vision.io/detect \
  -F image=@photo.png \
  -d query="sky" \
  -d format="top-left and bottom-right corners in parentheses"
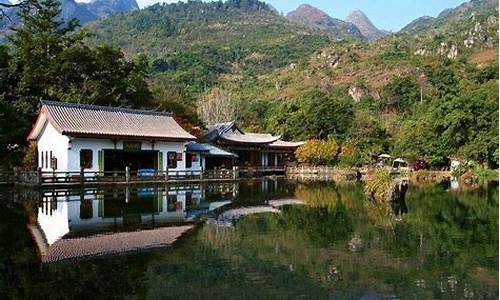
top-left (135, 0), bottom-right (467, 31)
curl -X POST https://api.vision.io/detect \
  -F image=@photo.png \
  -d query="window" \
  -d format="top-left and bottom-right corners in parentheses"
top-left (186, 153), bottom-right (194, 168)
top-left (167, 194), bottom-right (177, 212)
top-left (80, 149), bottom-right (93, 169)
top-left (50, 156), bottom-right (58, 170)
top-left (167, 152), bottom-right (177, 169)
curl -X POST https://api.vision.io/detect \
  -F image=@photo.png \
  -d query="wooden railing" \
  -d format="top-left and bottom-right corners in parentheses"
top-left (4, 167), bottom-right (240, 186)
top-left (0, 171), bottom-right (16, 184)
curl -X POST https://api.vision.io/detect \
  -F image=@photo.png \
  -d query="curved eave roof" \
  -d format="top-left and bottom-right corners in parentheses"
top-left (219, 133), bottom-right (280, 144)
top-left (269, 140), bottom-right (305, 148)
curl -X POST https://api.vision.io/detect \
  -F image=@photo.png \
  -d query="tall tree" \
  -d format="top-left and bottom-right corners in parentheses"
top-left (0, 0), bottom-right (152, 168)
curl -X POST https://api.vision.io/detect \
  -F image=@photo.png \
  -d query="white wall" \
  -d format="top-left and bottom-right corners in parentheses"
top-left (68, 138), bottom-right (115, 172)
top-left (66, 139), bottom-right (197, 172)
top-left (37, 122), bottom-right (69, 171)
top-left (36, 120), bottom-right (198, 172)
top-left (156, 141), bottom-right (190, 171)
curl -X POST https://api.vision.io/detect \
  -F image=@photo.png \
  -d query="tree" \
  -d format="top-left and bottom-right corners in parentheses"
top-left (382, 75), bottom-right (419, 112)
top-left (300, 88), bottom-right (354, 141)
top-left (198, 87), bottom-right (236, 125)
top-left (0, 0), bottom-right (153, 167)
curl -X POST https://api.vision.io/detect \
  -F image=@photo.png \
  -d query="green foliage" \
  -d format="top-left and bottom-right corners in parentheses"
top-left (86, 0), bottom-right (331, 93)
top-left (382, 75), bottom-right (419, 112)
top-left (267, 88), bottom-right (354, 141)
top-left (452, 160), bottom-right (498, 184)
top-left (394, 79), bottom-right (499, 167)
top-left (364, 169), bottom-right (392, 203)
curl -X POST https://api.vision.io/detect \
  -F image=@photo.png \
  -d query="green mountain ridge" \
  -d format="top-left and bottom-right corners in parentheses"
top-left (85, 0), bottom-right (332, 92)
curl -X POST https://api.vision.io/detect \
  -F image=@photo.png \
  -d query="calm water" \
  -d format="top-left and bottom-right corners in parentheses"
top-left (0, 179), bottom-right (497, 299)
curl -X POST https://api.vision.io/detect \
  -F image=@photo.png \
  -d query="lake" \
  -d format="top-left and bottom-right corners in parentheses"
top-left (0, 178), bottom-right (497, 299)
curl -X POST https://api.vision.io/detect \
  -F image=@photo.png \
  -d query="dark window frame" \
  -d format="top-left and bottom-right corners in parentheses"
top-left (186, 153), bottom-right (194, 168)
top-left (80, 149), bottom-right (93, 169)
top-left (167, 151), bottom-right (177, 169)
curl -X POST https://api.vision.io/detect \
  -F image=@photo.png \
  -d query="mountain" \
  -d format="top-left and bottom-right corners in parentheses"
top-left (401, 0), bottom-right (498, 33)
top-left (85, 0), bottom-right (332, 92)
top-left (1, 0), bottom-right (138, 34)
top-left (84, 0), bottom-right (139, 19)
top-left (346, 9), bottom-right (389, 41)
top-left (62, 0), bottom-right (139, 24)
top-left (399, 16), bottom-right (435, 33)
top-left (286, 4), bottom-right (364, 40)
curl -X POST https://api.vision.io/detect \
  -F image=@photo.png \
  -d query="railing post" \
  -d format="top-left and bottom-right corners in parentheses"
top-left (12, 167), bottom-right (18, 184)
top-left (200, 167), bottom-right (204, 180)
top-left (165, 166), bottom-right (169, 182)
top-left (125, 166), bottom-right (130, 183)
top-left (233, 166), bottom-right (238, 180)
top-left (80, 168), bottom-right (84, 185)
top-left (37, 167), bottom-right (42, 186)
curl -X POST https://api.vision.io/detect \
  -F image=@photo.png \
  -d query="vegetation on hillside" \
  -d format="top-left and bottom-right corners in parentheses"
top-left (85, 0), bottom-right (332, 94)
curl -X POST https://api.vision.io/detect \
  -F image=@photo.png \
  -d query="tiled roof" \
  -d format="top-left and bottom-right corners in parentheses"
top-left (186, 142), bottom-right (237, 157)
top-left (204, 121), bottom-right (239, 141)
top-left (269, 140), bottom-right (305, 148)
top-left (202, 120), bottom-right (302, 147)
top-left (220, 132), bottom-right (280, 144)
top-left (29, 100), bottom-right (196, 141)
top-left (29, 224), bottom-right (194, 263)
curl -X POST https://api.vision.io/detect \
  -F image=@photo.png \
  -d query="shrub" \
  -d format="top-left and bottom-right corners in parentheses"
top-left (452, 160), bottom-right (498, 184)
top-left (295, 139), bottom-right (339, 166)
top-left (364, 168), bottom-right (392, 204)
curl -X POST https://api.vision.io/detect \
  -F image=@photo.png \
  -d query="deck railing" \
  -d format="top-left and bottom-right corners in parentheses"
top-left (4, 167), bottom-right (239, 187)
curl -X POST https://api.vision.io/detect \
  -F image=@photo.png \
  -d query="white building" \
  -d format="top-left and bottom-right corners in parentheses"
top-left (28, 100), bottom-right (199, 174)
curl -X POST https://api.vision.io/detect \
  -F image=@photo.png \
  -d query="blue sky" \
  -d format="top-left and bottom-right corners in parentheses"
top-left (135, 0), bottom-right (467, 31)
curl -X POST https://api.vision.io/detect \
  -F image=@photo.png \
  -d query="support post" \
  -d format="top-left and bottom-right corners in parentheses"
top-left (37, 167), bottom-right (42, 186)
top-left (13, 167), bottom-right (18, 183)
top-left (165, 166), bottom-right (169, 182)
top-left (200, 166), bottom-right (204, 180)
top-left (233, 166), bottom-right (238, 180)
top-left (125, 166), bottom-right (130, 183)
top-left (80, 168), bottom-right (84, 186)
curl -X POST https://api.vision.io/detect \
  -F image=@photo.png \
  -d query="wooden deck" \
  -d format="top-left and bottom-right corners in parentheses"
top-left (1, 168), bottom-right (239, 187)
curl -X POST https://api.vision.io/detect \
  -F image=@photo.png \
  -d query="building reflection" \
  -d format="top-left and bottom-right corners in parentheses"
top-left (25, 178), bottom-right (297, 262)
top-left (36, 183), bottom-right (239, 244)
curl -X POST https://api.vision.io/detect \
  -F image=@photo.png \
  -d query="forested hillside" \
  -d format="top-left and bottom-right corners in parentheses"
top-left (85, 0), bottom-right (333, 93)
top-left (1, 0), bottom-right (498, 169)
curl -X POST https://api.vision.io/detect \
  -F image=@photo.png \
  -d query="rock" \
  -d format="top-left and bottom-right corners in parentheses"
top-left (348, 86), bottom-right (367, 102)
top-left (438, 42), bottom-right (447, 55)
top-left (348, 234), bottom-right (363, 251)
top-left (414, 48), bottom-right (427, 55)
top-left (447, 44), bottom-right (458, 59)
top-left (487, 15), bottom-right (497, 25)
top-left (464, 36), bottom-right (474, 48)
top-left (327, 54), bottom-right (341, 68)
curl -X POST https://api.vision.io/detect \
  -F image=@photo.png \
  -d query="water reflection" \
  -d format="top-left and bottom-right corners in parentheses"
top-left (36, 184), bottom-right (232, 240)
top-left (1, 179), bottom-right (497, 299)
top-left (24, 179), bottom-right (298, 262)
